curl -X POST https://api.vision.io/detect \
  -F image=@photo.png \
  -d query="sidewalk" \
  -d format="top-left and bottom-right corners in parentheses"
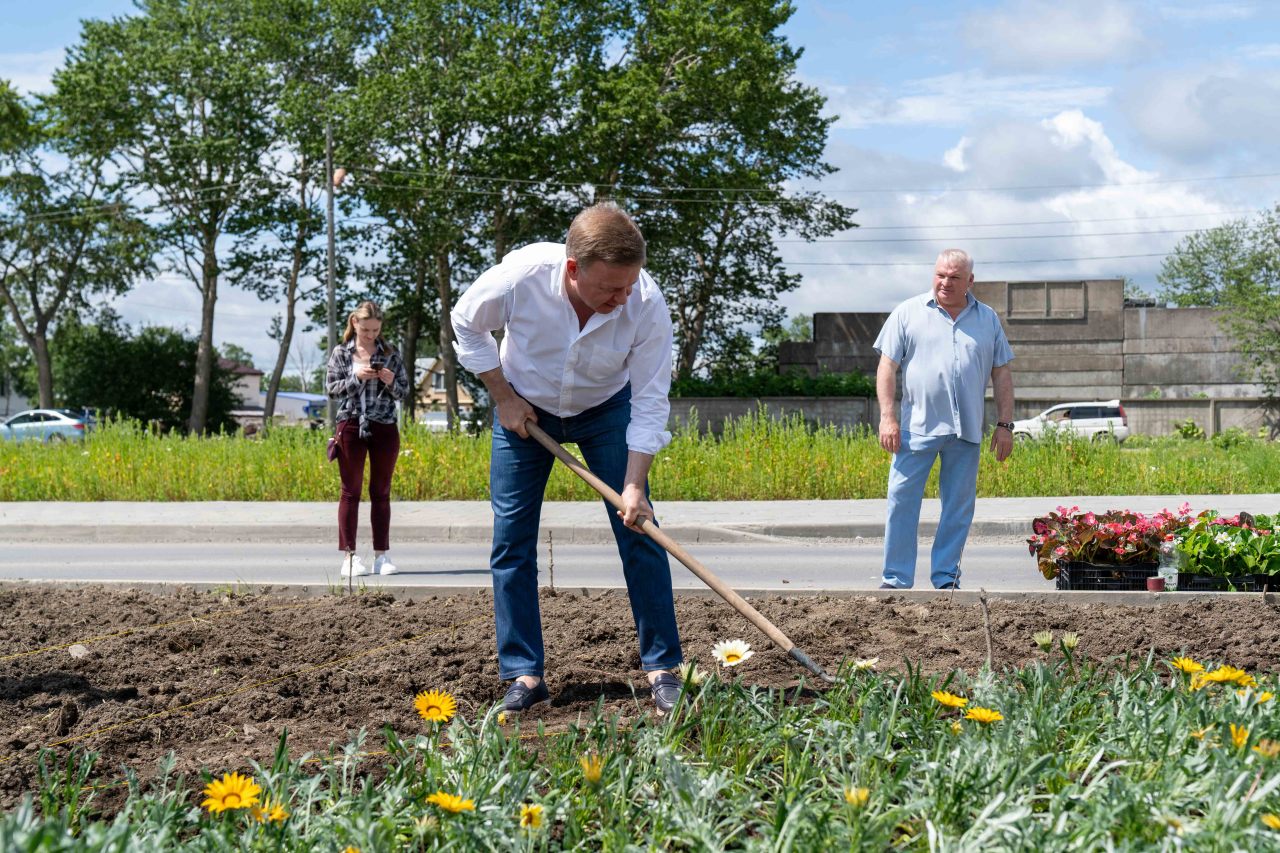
top-left (3, 496), bottom-right (1276, 544)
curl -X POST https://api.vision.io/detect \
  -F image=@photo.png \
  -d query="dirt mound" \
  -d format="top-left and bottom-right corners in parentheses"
top-left (2, 585), bottom-right (1277, 813)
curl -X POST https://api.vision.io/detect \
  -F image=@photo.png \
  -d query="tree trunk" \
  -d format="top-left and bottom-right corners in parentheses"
top-left (32, 331), bottom-right (54, 408)
top-left (264, 163), bottom-right (310, 434)
top-left (188, 232), bottom-right (218, 435)
top-left (401, 257), bottom-right (428, 424)
top-left (436, 252), bottom-right (460, 431)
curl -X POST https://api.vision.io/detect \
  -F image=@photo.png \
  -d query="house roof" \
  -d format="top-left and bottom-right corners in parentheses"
top-left (218, 358), bottom-right (264, 376)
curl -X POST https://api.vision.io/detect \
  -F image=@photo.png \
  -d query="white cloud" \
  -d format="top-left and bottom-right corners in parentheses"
top-left (821, 71), bottom-right (1110, 129)
top-left (1239, 43), bottom-right (1280, 62)
top-left (778, 112), bottom-right (1246, 319)
top-left (0, 49), bottom-right (64, 95)
top-left (1158, 2), bottom-right (1256, 22)
top-left (964, 0), bottom-right (1147, 71)
top-left (1118, 66), bottom-right (1280, 163)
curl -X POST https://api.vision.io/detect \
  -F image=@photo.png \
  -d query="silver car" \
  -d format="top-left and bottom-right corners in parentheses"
top-left (0, 409), bottom-right (93, 443)
top-left (1011, 400), bottom-right (1130, 442)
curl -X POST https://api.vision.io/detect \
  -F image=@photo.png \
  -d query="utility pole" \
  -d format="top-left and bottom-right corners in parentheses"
top-left (325, 122), bottom-right (338, 430)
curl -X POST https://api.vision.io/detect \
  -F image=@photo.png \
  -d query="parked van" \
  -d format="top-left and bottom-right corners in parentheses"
top-left (1011, 400), bottom-right (1129, 442)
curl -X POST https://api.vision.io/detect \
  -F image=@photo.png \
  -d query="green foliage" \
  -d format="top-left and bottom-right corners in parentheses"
top-left (670, 369), bottom-right (874, 398)
top-left (51, 311), bottom-right (238, 433)
top-left (1175, 512), bottom-right (1280, 578)
top-left (1175, 419), bottom-right (1206, 440)
top-left (6, 656), bottom-right (1280, 849)
top-left (3, 411), bottom-right (1280, 500)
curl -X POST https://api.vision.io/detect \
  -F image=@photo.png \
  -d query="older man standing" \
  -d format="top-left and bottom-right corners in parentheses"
top-left (873, 249), bottom-right (1015, 590)
top-left (451, 202), bottom-right (683, 714)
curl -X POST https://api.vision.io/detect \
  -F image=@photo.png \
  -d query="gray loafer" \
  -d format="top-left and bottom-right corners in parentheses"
top-left (651, 671), bottom-right (682, 714)
top-left (503, 680), bottom-right (549, 712)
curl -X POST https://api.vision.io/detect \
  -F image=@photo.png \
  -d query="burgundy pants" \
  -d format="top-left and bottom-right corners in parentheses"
top-left (336, 420), bottom-right (400, 551)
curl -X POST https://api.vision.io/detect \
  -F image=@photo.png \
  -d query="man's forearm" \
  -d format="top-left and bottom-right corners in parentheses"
top-left (477, 366), bottom-right (517, 404)
top-left (992, 365), bottom-right (1014, 422)
top-left (876, 357), bottom-right (898, 422)
top-left (624, 450), bottom-right (654, 491)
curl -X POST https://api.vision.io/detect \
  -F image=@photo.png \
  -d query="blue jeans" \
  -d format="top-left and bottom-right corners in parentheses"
top-left (882, 432), bottom-right (981, 589)
top-left (489, 385), bottom-right (683, 680)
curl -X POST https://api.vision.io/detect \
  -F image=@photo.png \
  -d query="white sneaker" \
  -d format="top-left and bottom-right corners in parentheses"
top-left (374, 554), bottom-right (399, 575)
top-left (340, 553), bottom-right (371, 577)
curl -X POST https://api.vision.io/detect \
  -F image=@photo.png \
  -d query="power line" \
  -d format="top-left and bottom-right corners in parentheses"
top-left (782, 253), bottom-right (1171, 267)
top-left (810, 210), bottom-right (1261, 231)
top-left (778, 228), bottom-right (1205, 244)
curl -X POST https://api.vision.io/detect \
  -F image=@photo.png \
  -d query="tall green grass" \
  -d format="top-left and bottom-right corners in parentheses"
top-left (7, 650), bottom-right (1280, 849)
top-left (2, 412), bottom-right (1278, 501)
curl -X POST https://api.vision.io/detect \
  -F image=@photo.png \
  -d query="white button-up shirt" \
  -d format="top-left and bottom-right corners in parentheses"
top-left (451, 242), bottom-right (673, 455)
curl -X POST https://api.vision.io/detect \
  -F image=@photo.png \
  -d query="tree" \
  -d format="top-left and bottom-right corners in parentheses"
top-left (54, 0), bottom-right (279, 433)
top-left (576, 0), bottom-right (855, 378)
top-left (219, 342), bottom-right (256, 368)
top-left (344, 0), bottom-right (600, 429)
top-left (53, 309), bottom-right (237, 432)
top-left (0, 81), bottom-right (153, 407)
top-left (1159, 205), bottom-right (1280, 401)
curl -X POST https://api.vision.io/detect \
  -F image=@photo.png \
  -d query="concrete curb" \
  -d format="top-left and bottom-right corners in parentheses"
top-left (0, 519), bottom-right (1032, 545)
top-left (3, 578), bottom-right (1271, 607)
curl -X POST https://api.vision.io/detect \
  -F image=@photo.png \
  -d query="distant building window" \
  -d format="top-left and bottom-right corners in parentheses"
top-left (1007, 281), bottom-right (1086, 320)
top-left (431, 370), bottom-right (446, 392)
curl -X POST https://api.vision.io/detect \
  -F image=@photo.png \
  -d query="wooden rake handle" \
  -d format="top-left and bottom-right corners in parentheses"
top-left (523, 420), bottom-right (835, 682)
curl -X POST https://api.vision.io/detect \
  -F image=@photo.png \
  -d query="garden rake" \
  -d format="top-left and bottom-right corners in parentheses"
top-left (524, 420), bottom-right (838, 684)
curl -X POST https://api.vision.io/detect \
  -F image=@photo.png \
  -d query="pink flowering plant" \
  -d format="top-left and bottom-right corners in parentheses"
top-left (1174, 511), bottom-right (1280, 578)
top-left (1027, 503), bottom-right (1196, 581)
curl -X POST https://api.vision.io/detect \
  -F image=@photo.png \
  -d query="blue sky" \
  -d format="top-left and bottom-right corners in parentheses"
top-left (3, 0), bottom-right (1279, 370)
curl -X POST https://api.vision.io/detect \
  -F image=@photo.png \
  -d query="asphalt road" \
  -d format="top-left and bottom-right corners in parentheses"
top-left (0, 538), bottom-right (1053, 591)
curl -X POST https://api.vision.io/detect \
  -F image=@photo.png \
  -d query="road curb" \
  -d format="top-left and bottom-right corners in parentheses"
top-left (0, 519), bottom-right (1032, 544)
top-left (0, 578), bottom-right (1266, 606)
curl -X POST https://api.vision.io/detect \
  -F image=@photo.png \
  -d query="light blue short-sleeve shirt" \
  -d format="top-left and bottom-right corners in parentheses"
top-left (873, 291), bottom-right (1014, 444)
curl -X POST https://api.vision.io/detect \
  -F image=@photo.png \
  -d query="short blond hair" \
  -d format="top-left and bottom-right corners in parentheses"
top-left (342, 300), bottom-right (385, 344)
top-left (936, 248), bottom-right (973, 274)
top-left (565, 202), bottom-right (646, 268)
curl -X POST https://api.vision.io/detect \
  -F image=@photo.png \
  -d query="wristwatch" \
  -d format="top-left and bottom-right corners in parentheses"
top-left (995, 421), bottom-right (1015, 432)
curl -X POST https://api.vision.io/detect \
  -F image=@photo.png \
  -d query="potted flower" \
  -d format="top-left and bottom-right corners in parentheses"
top-left (1028, 504), bottom-right (1195, 590)
top-left (1175, 511), bottom-right (1280, 591)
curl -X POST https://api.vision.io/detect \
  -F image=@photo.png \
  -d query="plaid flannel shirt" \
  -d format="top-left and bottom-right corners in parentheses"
top-left (326, 339), bottom-right (409, 425)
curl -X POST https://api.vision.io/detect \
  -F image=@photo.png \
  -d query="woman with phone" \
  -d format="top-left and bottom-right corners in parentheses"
top-left (325, 300), bottom-right (410, 578)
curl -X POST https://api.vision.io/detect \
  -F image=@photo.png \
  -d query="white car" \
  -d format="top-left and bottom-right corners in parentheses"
top-left (1011, 400), bottom-right (1130, 442)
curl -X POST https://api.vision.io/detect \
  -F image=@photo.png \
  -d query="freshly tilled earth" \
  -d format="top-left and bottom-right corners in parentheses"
top-left (2, 584), bottom-right (1278, 813)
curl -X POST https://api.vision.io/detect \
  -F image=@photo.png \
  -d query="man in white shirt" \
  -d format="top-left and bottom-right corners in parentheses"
top-left (451, 203), bottom-right (684, 715)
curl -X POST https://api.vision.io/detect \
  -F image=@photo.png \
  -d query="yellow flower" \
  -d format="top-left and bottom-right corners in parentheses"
top-left (579, 753), bottom-right (604, 785)
top-left (1190, 727), bottom-right (1212, 741)
top-left (342, 848), bottom-right (362, 853)
top-left (711, 639), bottom-right (754, 667)
top-left (1033, 630), bottom-right (1053, 651)
top-left (1061, 632), bottom-right (1080, 651)
top-left (843, 786), bottom-right (870, 808)
top-left (1237, 689), bottom-right (1274, 703)
top-left (1169, 656), bottom-right (1204, 675)
top-left (415, 689), bottom-right (457, 724)
top-left (950, 721), bottom-right (963, 735)
top-left (497, 711), bottom-right (508, 726)
top-left (1199, 665), bottom-right (1254, 687)
top-left (1253, 739), bottom-right (1280, 759)
top-left (201, 772), bottom-right (261, 814)
top-left (1230, 723), bottom-right (1249, 750)
top-left (851, 658), bottom-right (879, 671)
top-left (251, 798), bottom-right (289, 824)
top-left (425, 791), bottom-right (475, 814)
top-left (965, 707), bottom-right (1004, 725)
top-left (519, 803), bottom-right (544, 829)
top-left (1262, 813), bottom-right (1280, 831)
top-left (931, 690), bottom-right (968, 709)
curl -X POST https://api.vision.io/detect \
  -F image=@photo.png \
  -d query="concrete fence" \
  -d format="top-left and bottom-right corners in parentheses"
top-left (670, 396), bottom-right (1274, 438)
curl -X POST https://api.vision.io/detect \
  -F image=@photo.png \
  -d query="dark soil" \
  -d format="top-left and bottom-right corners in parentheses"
top-left (2, 584), bottom-right (1279, 813)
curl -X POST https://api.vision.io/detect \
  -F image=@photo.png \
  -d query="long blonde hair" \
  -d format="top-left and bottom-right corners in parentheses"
top-left (342, 300), bottom-right (386, 346)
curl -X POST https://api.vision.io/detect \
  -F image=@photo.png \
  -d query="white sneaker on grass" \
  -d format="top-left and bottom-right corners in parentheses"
top-left (340, 553), bottom-right (371, 577)
top-left (374, 554), bottom-right (399, 575)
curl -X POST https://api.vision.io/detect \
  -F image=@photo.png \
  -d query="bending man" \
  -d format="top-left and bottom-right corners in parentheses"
top-left (451, 203), bottom-right (684, 714)
top-left (874, 249), bottom-right (1015, 590)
